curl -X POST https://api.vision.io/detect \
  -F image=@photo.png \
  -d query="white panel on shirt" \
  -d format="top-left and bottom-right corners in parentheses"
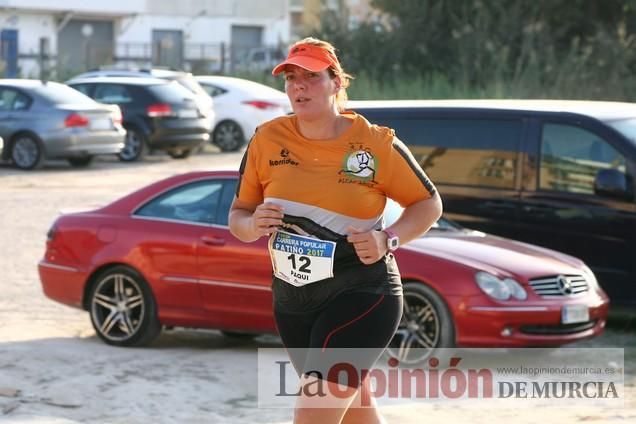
top-left (265, 197), bottom-right (383, 236)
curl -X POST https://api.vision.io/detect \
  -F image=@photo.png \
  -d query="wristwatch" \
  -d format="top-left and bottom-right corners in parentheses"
top-left (383, 229), bottom-right (400, 252)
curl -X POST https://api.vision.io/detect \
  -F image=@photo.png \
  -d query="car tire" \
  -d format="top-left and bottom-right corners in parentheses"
top-left (88, 266), bottom-right (161, 347)
top-left (212, 120), bottom-right (244, 152)
top-left (118, 126), bottom-right (147, 162)
top-left (68, 156), bottom-right (94, 167)
top-left (11, 133), bottom-right (44, 170)
top-left (167, 148), bottom-right (193, 159)
top-left (387, 281), bottom-right (456, 364)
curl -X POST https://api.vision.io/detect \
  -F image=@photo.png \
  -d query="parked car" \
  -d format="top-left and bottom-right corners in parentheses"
top-left (195, 76), bottom-right (291, 151)
top-left (67, 77), bottom-right (212, 161)
top-left (39, 171), bottom-right (609, 362)
top-left (350, 100), bottom-right (636, 307)
top-left (69, 68), bottom-right (214, 126)
top-left (0, 79), bottom-right (125, 170)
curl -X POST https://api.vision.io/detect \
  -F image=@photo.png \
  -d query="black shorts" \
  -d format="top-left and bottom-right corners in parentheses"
top-left (274, 290), bottom-right (403, 387)
top-left (272, 253), bottom-right (403, 313)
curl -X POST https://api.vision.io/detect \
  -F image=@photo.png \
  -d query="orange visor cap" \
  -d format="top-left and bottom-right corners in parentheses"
top-left (272, 43), bottom-right (339, 76)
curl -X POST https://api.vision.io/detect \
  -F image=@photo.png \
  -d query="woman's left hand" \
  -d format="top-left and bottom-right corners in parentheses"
top-left (346, 227), bottom-right (388, 265)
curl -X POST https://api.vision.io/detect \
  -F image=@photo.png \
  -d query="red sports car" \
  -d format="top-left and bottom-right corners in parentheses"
top-left (38, 171), bottom-right (609, 361)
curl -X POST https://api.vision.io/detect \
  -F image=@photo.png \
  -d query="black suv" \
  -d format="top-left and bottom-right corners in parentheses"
top-left (350, 100), bottom-right (636, 306)
top-left (69, 68), bottom-right (214, 122)
top-left (68, 77), bottom-right (212, 161)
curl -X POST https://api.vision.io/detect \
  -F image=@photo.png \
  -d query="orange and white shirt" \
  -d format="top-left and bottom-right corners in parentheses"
top-left (237, 112), bottom-right (436, 236)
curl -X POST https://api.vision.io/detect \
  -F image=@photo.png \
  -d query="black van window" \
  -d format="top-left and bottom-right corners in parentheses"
top-left (540, 123), bottom-right (627, 195)
top-left (367, 117), bottom-right (521, 189)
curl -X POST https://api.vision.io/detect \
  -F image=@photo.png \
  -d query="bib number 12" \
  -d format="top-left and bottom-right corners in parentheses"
top-left (287, 253), bottom-right (311, 273)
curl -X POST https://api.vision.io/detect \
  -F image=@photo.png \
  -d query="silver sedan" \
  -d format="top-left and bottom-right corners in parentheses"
top-left (0, 79), bottom-right (125, 170)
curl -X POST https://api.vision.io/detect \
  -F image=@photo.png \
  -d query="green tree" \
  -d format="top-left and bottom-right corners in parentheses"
top-left (312, 0), bottom-right (636, 99)
top-left (369, 0), bottom-right (636, 87)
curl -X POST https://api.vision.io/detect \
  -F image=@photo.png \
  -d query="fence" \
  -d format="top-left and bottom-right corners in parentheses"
top-left (6, 41), bottom-right (287, 80)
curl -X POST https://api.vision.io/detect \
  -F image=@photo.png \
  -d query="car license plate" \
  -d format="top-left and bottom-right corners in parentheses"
top-left (561, 305), bottom-right (589, 324)
top-left (90, 118), bottom-right (112, 130)
top-left (178, 110), bottom-right (198, 118)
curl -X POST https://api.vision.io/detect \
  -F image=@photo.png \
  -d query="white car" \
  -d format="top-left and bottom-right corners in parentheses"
top-left (195, 76), bottom-right (291, 151)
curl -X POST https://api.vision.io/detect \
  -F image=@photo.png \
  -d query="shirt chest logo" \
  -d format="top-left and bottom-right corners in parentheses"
top-left (339, 145), bottom-right (378, 185)
top-left (269, 148), bottom-right (299, 167)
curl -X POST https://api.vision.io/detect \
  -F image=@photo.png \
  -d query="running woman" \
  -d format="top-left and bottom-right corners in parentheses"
top-left (229, 37), bottom-right (443, 424)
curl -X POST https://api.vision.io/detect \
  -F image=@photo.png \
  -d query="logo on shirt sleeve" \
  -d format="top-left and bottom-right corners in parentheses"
top-left (339, 145), bottom-right (378, 185)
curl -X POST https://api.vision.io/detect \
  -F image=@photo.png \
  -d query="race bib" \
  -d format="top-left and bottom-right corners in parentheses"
top-left (268, 230), bottom-right (336, 287)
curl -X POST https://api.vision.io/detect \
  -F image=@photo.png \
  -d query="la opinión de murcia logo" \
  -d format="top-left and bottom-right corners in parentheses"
top-left (272, 356), bottom-right (620, 406)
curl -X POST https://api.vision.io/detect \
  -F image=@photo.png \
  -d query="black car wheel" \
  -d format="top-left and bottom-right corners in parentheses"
top-left (167, 148), bottom-right (193, 159)
top-left (213, 120), bottom-right (244, 152)
top-left (11, 134), bottom-right (44, 170)
top-left (387, 282), bottom-right (455, 364)
top-left (68, 156), bottom-right (94, 167)
top-left (89, 266), bottom-right (161, 347)
top-left (118, 127), bottom-right (147, 162)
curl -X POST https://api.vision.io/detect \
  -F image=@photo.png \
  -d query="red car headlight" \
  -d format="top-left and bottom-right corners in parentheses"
top-left (475, 271), bottom-right (527, 301)
top-left (581, 265), bottom-right (601, 292)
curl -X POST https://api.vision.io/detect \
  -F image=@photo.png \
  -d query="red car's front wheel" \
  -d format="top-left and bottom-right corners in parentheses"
top-left (88, 266), bottom-right (161, 347)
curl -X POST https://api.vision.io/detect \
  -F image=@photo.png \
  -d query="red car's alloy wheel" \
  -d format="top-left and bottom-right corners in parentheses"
top-left (89, 266), bottom-right (160, 346)
top-left (387, 282), bottom-right (455, 364)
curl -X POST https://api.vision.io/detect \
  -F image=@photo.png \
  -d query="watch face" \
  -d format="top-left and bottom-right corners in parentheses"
top-left (388, 237), bottom-right (399, 251)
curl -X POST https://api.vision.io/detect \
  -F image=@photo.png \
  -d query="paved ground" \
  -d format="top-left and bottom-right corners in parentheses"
top-left (0, 149), bottom-right (634, 423)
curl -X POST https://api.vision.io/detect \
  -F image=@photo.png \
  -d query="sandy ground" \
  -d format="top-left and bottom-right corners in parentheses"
top-left (0, 149), bottom-right (634, 423)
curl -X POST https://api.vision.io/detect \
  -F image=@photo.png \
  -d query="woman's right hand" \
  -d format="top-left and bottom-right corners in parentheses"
top-left (250, 202), bottom-right (284, 237)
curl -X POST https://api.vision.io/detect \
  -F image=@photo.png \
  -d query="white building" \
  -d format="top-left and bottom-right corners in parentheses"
top-left (0, 0), bottom-right (290, 78)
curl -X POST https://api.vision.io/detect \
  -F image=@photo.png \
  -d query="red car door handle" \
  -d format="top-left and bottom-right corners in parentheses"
top-left (200, 236), bottom-right (226, 246)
